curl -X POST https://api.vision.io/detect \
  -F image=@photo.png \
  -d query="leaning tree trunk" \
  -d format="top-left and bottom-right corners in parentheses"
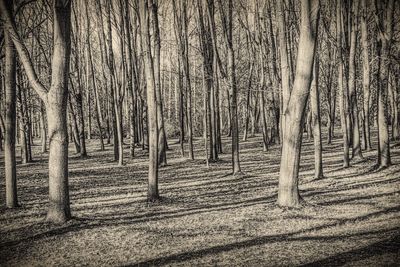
top-left (4, 20), bottom-right (18, 208)
top-left (278, 0), bottom-right (319, 207)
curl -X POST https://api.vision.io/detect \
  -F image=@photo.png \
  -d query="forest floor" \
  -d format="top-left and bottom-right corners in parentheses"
top-left (0, 130), bottom-right (400, 266)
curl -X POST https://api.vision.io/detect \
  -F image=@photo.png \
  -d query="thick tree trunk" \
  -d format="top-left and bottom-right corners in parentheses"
top-left (1, 0), bottom-right (73, 223)
top-left (278, 0), bottom-right (319, 207)
top-left (44, 0), bottom-right (72, 223)
top-left (4, 23), bottom-right (18, 208)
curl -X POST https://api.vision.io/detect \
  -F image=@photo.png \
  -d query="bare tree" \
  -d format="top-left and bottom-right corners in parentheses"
top-left (375, 0), bottom-right (394, 168)
top-left (218, 0), bottom-right (241, 175)
top-left (277, 0), bottom-right (320, 207)
top-left (4, 0), bottom-right (18, 208)
top-left (1, 0), bottom-right (72, 223)
top-left (140, 0), bottom-right (160, 201)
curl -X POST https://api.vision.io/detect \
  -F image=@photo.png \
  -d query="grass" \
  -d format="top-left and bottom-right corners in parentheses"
top-left (0, 129), bottom-right (399, 266)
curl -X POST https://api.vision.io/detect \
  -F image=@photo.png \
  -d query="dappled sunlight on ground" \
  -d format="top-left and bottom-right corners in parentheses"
top-left (0, 129), bottom-right (399, 266)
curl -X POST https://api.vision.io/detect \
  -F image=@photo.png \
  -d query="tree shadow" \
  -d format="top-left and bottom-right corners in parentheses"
top-left (300, 234), bottom-right (400, 266)
top-left (124, 207), bottom-right (400, 266)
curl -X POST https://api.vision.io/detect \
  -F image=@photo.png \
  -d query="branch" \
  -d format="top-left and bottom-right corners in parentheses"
top-left (0, 0), bottom-right (48, 103)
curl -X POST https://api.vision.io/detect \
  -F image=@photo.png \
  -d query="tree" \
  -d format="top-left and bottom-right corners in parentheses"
top-left (1, 0), bottom-right (72, 223)
top-left (348, 0), bottom-right (363, 160)
top-left (360, 0), bottom-right (372, 150)
top-left (218, 0), bottom-right (241, 175)
top-left (140, 0), bottom-right (160, 201)
top-left (310, 54), bottom-right (323, 180)
top-left (337, 0), bottom-right (350, 168)
top-left (277, 0), bottom-right (290, 145)
top-left (172, 0), bottom-right (193, 160)
top-left (375, 0), bottom-right (394, 168)
top-left (4, 0), bottom-right (18, 208)
top-left (277, 0), bottom-right (320, 207)
top-left (151, 0), bottom-right (168, 165)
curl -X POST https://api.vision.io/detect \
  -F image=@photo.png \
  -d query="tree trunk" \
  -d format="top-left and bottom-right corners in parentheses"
top-left (1, 0), bottom-right (72, 223)
top-left (375, 0), bottom-right (393, 168)
top-left (141, 0), bottom-right (159, 201)
top-left (40, 102), bottom-right (47, 153)
top-left (151, 0), bottom-right (168, 165)
top-left (243, 62), bottom-right (253, 141)
top-left (337, 0), bottom-right (350, 168)
top-left (217, 0), bottom-right (241, 174)
top-left (17, 76), bottom-right (29, 164)
top-left (389, 73), bottom-right (399, 140)
top-left (4, 21), bottom-right (18, 208)
top-left (348, 0), bottom-right (363, 160)
top-left (277, 0), bottom-right (291, 146)
top-left (278, 0), bottom-right (319, 207)
top-left (360, 0), bottom-right (371, 149)
top-left (311, 56), bottom-right (323, 179)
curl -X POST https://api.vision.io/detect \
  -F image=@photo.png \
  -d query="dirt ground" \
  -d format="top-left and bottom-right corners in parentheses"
top-left (0, 130), bottom-right (399, 266)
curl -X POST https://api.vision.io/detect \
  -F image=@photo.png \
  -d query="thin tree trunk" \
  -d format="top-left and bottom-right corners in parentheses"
top-left (277, 0), bottom-right (290, 146)
top-left (311, 56), bottom-right (323, 179)
top-left (375, 0), bottom-right (393, 168)
top-left (4, 20), bottom-right (18, 208)
top-left (348, 0), bottom-right (363, 159)
top-left (360, 0), bottom-right (371, 149)
top-left (151, 0), bottom-right (167, 165)
top-left (337, 0), bottom-right (350, 168)
top-left (141, 0), bottom-right (159, 201)
top-left (40, 102), bottom-right (47, 153)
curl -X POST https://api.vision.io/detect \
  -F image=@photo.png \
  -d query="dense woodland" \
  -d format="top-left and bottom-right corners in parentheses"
top-left (0, 0), bottom-right (399, 228)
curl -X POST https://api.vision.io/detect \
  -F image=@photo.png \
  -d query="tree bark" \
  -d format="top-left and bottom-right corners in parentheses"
top-left (375, 0), bottom-right (394, 168)
top-left (348, 0), bottom-right (363, 160)
top-left (218, 0), bottom-right (241, 174)
top-left (310, 56), bottom-right (323, 180)
top-left (337, 0), bottom-right (350, 168)
top-left (1, 0), bottom-right (72, 223)
top-left (151, 0), bottom-right (168, 165)
top-left (277, 0), bottom-right (290, 146)
top-left (141, 0), bottom-right (159, 201)
top-left (4, 16), bottom-right (18, 208)
top-left (360, 0), bottom-right (371, 150)
top-left (278, 0), bottom-right (319, 207)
